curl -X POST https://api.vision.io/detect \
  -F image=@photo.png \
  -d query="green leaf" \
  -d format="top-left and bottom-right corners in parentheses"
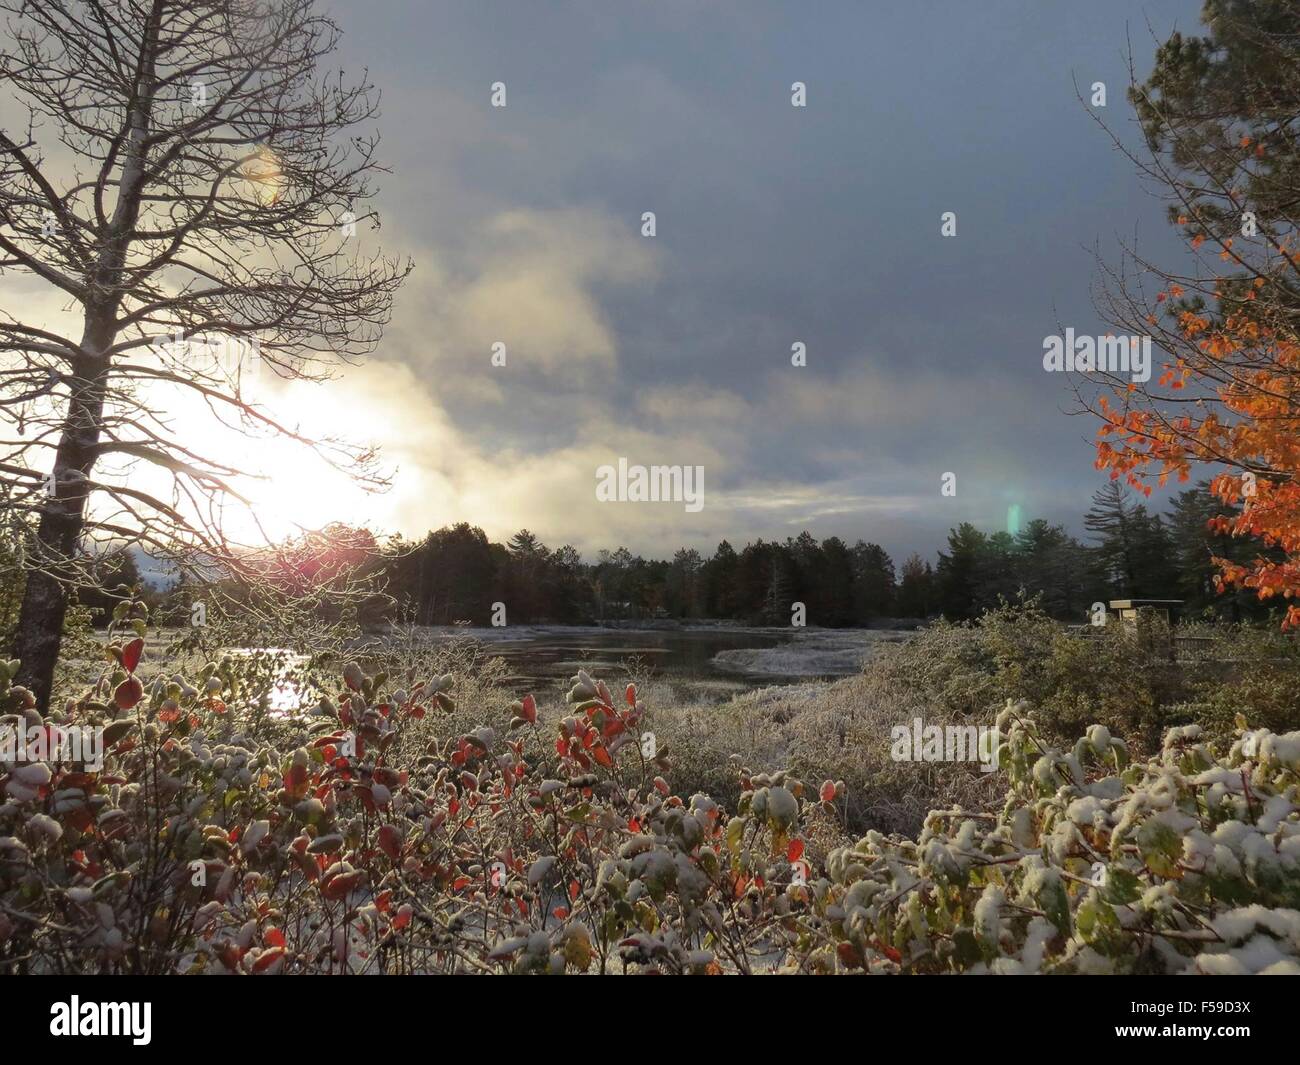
top-left (1101, 866), bottom-right (1142, 905)
top-left (1136, 820), bottom-right (1181, 877)
top-left (1038, 878), bottom-right (1071, 935)
top-left (1076, 894), bottom-right (1122, 948)
top-left (725, 816), bottom-right (745, 855)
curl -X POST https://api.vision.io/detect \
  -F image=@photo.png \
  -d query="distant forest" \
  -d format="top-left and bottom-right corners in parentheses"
top-left (378, 481), bottom-right (1279, 627)
top-left (74, 480), bottom-right (1278, 630)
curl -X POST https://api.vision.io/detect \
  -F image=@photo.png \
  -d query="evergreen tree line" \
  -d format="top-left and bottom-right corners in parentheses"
top-left (378, 481), bottom-right (1279, 627)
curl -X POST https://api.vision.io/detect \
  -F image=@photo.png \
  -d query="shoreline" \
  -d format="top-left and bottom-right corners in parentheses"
top-left (376, 621), bottom-right (915, 679)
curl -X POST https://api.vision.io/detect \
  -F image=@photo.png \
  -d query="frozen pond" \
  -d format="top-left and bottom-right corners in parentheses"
top-left (126, 624), bottom-right (913, 713)
top-left (392, 624), bottom-right (912, 695)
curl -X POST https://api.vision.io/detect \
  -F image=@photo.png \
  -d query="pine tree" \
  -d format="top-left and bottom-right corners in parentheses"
top-left (704, 540), bottom-right (739, 618)
top-left (762, 550), bottom-right (796, 626)
top-left (1084, 483), bottom-right (1142, 596)
top-left (896, 553), bottom-right (934, 619)
top-left (851, 541), bottom-right (896, 620)
top-left (936, 523), bottom-right (986, 619)
top-left (819, 536), bottom-right (857, 626)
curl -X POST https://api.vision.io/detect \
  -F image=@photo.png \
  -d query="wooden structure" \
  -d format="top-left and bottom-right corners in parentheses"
top-left (1108, 599), bottom-right (1183, 658)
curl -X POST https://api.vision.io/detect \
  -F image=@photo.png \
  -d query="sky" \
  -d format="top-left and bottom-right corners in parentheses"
top-left (12, 0), bottom-right (1209, 565)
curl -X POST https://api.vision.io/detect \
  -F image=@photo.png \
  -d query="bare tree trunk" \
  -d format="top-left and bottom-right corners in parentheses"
top-left (2, 1), bottom-right (406, 705)
top-left (10, 7), bottom-right (157, 709)
top-left (12, 326), bottom-right (112, 710)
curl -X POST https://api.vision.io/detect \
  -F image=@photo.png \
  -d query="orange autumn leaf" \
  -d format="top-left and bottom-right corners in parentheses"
top-left (1092, 304), bottom-right (1300, 630)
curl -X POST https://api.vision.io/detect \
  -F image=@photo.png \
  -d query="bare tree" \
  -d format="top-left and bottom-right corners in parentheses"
top-left (0, 0), bottom-right (410, 706)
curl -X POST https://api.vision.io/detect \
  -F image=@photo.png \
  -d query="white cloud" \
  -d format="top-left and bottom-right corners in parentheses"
top-left (387, 206), bottom-right (659, 379)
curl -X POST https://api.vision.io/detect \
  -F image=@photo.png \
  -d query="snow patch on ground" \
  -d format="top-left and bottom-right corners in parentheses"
top-left (711, 629), bottom-right (910, 677)
top-left (730, 681), bottom-right (835, 707)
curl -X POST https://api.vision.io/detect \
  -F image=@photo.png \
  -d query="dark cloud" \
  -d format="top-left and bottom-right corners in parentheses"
top-left (328, 0), bottom-right (1199, 561)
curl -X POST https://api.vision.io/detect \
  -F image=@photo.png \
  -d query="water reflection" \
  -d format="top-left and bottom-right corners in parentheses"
top-left (228, 626), bottom-right (899, 716)
top-left (224, 647), bottom-right (311, 717)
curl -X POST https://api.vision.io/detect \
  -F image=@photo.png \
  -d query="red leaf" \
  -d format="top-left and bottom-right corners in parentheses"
top-left (836, 942), bottom-right (863, 970)
top-left (569, 879), bottom-right (580, 901)
top-left (592, 746), bottom-right (612, 768)
top-left (114, 676), bottom-right (143, 711)
top-left (264, 928), bottom-right (286, 948)
top-left (552, 906), bottom-right (569, 920)
top-left (521, 693), bottom-right (537, 724)
top-left (251, 947), bottom-right (285, 973)
top-left (286, 763), bottom-right (308, 797)
top-left (874, 939), bottom-right (902, 963)
top-left (377, 824), bottom-right (401, 862)
top-left (65, 808), bottom-right (93, 832)
top-left (787, 839), bottom-right (805, 863)
top-left (122, 637), bottom-right (143, 674)
top-left (625, 683), bottom-right (636, 707)
top-left (819, 780), bottom-right (836, 803)
top-left (320, 870), bottom-right (364, 901)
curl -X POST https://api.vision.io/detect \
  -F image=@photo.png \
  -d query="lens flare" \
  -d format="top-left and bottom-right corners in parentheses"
top-left (1006, 503), bottom-right (1022, 536)
top-left (241, 145), bottom-right (285, 206)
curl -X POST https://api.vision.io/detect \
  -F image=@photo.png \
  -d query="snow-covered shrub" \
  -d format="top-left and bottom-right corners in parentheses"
top-left (1, 600), bottom-right (1295, 974)
top-left (863, 600), bottom-right (1300, 754)
top-left (817, 703), bottom-right (1300, 973)
top-left (0, 606), bottom-right (836, 973)
top-left (647, 674), bottom-right (1000, 837)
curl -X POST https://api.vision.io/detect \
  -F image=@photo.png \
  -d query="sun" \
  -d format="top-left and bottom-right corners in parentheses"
top-left (210, 384), bottom-right (381, 545)
top-left (113, 364), bottom-right (389, 549)
top-left (240, 145), bottom-right (286, 206)
top-left (225, 437), bottom-right (366, 543)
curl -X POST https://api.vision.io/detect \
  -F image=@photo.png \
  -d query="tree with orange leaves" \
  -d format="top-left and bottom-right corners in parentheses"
top-left (1085, 1), bottom-right (1300, 627)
